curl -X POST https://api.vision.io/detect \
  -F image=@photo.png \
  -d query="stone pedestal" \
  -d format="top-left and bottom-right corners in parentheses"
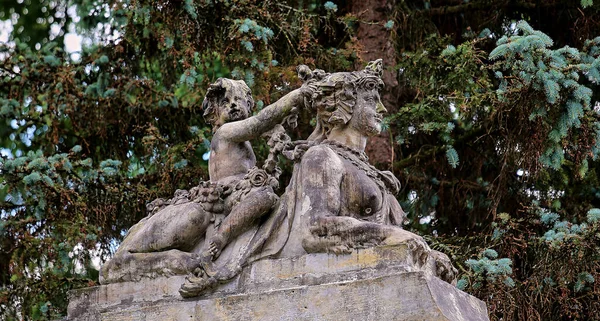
top-left (68, 245), bottom-right (489, 321)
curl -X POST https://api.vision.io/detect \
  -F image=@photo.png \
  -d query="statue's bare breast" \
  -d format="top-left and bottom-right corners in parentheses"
top-left (339, 159), bottom-right (384, 220)
top-left (209, 138), bottom-right (256, 184)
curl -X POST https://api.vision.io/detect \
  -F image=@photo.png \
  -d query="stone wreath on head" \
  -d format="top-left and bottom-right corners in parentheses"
top-left (296, 59), bottom-right (385, 142)
top-left (202, 78), bottom-right (255, 130)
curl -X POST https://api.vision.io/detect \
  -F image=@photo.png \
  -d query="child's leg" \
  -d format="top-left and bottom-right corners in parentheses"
top-left (205, 186), bottom-right (278, 260)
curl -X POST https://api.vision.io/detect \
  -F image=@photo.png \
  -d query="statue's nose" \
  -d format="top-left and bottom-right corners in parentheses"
top-left (376, 100), bottom-right (387, 114)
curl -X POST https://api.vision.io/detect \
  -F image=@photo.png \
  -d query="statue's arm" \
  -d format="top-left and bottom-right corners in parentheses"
top-left (218, 87), bottom-right (310, 143)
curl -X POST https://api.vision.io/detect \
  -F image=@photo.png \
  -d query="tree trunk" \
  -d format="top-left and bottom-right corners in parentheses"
top-left (350, 0), bottom-right (398, 167)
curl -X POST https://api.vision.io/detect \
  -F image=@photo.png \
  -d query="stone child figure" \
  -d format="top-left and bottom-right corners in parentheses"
top-left (100, 78), bottom-right (311, 284)
top-left (197, 78), bottom-right (311, 263)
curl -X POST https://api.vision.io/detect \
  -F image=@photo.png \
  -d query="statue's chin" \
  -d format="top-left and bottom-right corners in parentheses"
top-left (365, 125), bottom-right (382, 136)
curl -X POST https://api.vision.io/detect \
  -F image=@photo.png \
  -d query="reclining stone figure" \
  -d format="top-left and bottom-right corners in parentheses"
top-left (281, 60), bottom-right (456, 282)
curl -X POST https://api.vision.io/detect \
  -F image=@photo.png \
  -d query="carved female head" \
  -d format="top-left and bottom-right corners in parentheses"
top-left (202, 78), bottom-right (255, 130)
top-left (308, 59), bottom-right (387, 141)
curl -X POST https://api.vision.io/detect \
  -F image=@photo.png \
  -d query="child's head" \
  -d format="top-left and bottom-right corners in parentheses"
top-left (202, 78), bottom-right (254, 130)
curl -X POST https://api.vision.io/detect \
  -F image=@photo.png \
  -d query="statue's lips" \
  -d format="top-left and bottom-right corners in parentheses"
top-left (229, 108), bottom-right (243, 119)
top-left (374, 114), bottom-right (383, 122)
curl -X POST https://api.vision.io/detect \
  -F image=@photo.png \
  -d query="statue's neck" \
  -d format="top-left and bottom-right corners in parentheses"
top-left (327, 127), bottom-right (368, 152)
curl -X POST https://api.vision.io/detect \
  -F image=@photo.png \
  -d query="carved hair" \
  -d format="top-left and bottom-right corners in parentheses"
top-left (307, 59), bottom-right (384, 142)
top-left (202, 78), bottom-right (255, 129)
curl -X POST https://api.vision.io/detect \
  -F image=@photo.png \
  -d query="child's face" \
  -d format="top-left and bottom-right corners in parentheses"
top-left (215, 80), bottom-right (252, 125)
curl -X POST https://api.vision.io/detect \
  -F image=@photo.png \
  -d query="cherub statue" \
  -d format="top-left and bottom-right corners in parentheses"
top-left (195, 78), bottom-right (313, 262)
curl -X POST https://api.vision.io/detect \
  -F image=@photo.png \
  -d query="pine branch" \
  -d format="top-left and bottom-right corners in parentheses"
top-left (393, 127), bottom-right (489, 170)
top-left (404, 173), bottom-right (490, 191)
top-left (393, 145), bottom-right (440, 169)
top-left (418, 0), bottom-right (567, 16)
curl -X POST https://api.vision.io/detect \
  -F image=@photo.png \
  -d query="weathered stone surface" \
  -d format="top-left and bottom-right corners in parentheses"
top-left (68, 245), bottom-right (488, 321)
top-left (99, 61), bottom-right (458, 298)
top-left (85, 61), bottom-right (488, 321)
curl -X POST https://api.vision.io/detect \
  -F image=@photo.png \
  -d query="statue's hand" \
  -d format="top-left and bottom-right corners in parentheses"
top-left (301, 83), bottom-right (317, 110)
top-left (296, 64), bottom-right (312, 82)
top-left (282, 140), bottom-right (315, 161)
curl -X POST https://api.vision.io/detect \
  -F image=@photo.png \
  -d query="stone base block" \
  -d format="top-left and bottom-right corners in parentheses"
top-left (68, 245), bottom-right (489, 321)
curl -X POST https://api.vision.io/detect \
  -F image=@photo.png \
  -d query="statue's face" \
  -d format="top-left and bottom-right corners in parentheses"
top-left (215, 80), bottom-right (251, 125)
top-left (349, 79), bottom-right (387, 136)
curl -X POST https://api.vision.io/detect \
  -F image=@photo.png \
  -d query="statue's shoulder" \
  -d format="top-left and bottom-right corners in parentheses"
top-left (211, 122), bottom-right (235, 142)
top-left (301, 143), bottom-right (344, 168)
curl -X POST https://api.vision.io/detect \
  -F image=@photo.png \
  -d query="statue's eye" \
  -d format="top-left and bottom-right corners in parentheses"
top-left (364, 80), bottom-right (378, 90)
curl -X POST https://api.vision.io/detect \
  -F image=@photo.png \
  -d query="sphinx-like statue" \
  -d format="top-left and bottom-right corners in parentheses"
top-left (278, 60), bottom-right (423, 256)
top-left (100, 60), bottom-right (456, 299)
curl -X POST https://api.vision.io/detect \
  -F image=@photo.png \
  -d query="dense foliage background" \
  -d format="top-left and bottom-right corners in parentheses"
top-left (1, 0), bottom-right (600, 319)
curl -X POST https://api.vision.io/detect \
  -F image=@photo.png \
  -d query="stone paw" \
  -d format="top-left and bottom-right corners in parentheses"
top-left (407, 236), bottom-right (431, 267)
top-left (431, 250), bottom-right (458, 284)
top-left (383, 228), bottom-right (431, 267)
top-left (208, 241), bottom-right (222, 260)
top-left (179, 275), bottom-right (218, 298)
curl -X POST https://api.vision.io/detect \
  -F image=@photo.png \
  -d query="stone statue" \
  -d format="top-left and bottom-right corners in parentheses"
top-left (196, 78), bottom-right (311, 263)
top-left (176, 60), bottom-right (456, 297)
top-left (277, 60), bottom-right (430, 257)
top-left (99, 78), bottom-right (311, 284)
top-left (100, 59), bottom-right (456, 296)
top-left (74, 61), bottom-right (487, 321)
